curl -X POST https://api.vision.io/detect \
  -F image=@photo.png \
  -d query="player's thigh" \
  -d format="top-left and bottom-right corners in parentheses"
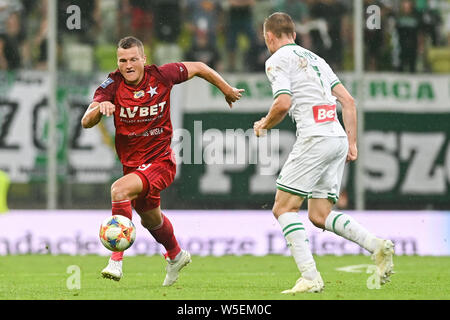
top-left (272, 188), bottom-right (305, 218)
top-left (309, 137), bottom-right (347, 203)
top-left (135, 156), bottom-right (176, 196)
top-left (307, 198), bottom-right (334, 228)
top-left (132, 156), bottom-right (176, 225)
top-left (110, 173), bottom-right (144, 201)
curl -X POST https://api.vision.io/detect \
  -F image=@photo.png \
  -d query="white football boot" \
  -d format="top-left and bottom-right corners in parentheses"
top-left (162, 250), bottom-right (191, 286)
top-left (101, 258), bottom-right (123, 281)
top-left (281, 273), bottom-right (324, 294)
top-left (371, 239), bottom-right (395, 284)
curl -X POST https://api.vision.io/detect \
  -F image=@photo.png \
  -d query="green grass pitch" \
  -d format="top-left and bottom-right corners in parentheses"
top-left (0, 255), bottom-right (449, 300)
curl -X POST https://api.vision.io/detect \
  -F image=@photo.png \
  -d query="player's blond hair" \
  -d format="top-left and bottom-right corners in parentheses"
top-left (264, 12), bottom-right (295, 38)
top-left (118, 36), bottom-right (145, 56)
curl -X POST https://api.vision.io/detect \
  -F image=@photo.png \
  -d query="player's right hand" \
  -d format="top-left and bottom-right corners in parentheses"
top-left (225, 87), bottom-right (245, 108)
top-left (253, 117), bottom-right (267, 137)
top-left (99, 101), bottom-right (116, 117)
top-left (347, 143), bottom-right (358, 162)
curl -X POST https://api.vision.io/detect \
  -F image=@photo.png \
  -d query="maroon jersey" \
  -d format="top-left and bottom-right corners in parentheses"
top-left (93, 63), bottom-right (188, 167)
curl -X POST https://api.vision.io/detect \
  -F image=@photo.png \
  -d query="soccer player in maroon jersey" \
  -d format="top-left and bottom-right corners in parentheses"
top-left (81, 36), bottom-right (244, 286)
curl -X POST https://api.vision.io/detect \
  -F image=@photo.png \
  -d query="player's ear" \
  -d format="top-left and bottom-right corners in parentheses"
top-left (293, 32), bottom-right (297, 41)
top-left (143, 55), bottom-right (147, 64)
top-left (264, 31), bottom-right (271, 45)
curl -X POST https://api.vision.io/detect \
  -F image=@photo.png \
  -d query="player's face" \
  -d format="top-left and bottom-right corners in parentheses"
top-left (117, 46), bottom-right (147, 85)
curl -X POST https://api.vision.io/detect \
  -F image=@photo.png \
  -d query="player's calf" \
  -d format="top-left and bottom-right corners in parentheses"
top-left (324, 211), bottom-right (379, 253)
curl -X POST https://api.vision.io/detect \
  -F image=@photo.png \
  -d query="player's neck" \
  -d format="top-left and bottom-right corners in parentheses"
top-left (273, 38), bottom-right (295, 53)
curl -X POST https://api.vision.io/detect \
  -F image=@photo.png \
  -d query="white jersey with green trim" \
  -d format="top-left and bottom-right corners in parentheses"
top-left (265, 43), bottom-right (346, 137)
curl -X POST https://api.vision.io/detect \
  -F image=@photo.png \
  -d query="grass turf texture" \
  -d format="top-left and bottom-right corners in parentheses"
top-left (0, 255), bottom-right (448, 300)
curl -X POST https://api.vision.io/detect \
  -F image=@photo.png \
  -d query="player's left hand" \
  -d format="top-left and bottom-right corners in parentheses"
top-left (225, 88), bottom-right (245, 108)
top-left (253, 117), bottom-right (267, 137)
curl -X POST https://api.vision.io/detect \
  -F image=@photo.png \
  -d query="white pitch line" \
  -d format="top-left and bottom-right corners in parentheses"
top-left (335, 264), bottom-right (373, 273)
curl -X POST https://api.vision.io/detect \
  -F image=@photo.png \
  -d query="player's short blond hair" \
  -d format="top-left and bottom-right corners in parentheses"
top-left (118, 36), bottom-right (145, 57)
top-left (264, 12), bottom-right (295, 38)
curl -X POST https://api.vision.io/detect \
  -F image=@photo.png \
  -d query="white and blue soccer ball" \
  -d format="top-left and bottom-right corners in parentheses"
top-left (99, 215), bottom-right (136, 252)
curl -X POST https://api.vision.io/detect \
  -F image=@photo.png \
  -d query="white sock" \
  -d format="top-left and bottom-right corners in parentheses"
top-left (325, 211), bottom-right (379, 253)
top-left (278, 212), bottom-right (318, 280)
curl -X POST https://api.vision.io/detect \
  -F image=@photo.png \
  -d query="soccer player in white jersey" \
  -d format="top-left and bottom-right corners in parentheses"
top-left (254, 12), bottom-right (394, 293)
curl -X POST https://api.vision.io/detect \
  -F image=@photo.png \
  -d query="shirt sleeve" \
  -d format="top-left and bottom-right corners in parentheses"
top-left (159, 62), bottom-right (189, 85)
top-left (265, 55), bottom-right (292, 99)
top-left (320, 58), bottom-right (341, 90)
top-left (93, 73), bottom-right (118, 103)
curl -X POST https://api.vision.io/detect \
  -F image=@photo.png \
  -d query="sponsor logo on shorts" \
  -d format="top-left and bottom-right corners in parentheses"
top-left (138, 163), bottom-right (152, 171)
top-left (313, 104), bottom-right (337, 123)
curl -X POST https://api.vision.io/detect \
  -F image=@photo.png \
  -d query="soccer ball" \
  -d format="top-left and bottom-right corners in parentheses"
top-left (99, 215), bottom-right (136, 252)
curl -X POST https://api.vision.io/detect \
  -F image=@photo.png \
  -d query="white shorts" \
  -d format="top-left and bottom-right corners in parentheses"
top-left (276, 136), bottom-right (348, 203)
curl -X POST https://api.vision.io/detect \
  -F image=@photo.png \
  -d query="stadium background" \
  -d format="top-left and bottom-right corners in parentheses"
top-left (1, 0), bottom-right (450, 266)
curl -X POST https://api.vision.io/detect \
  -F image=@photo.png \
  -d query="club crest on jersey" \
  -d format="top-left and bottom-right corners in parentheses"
top-left (134, 90), bottom-right (145, 99)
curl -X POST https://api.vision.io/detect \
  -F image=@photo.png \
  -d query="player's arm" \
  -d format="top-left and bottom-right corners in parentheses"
top-left (332, 83), bottom-right (357, 162)
top-left (182, 61), bottom-right (245, 108)
top-left (253, 93), bottom-right (291, 137)
top-left (81, 101), bottom-right (115, 129)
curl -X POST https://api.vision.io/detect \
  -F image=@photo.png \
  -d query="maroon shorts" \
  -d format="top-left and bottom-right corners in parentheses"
top-left (123, 152), bottom-right (176, 213)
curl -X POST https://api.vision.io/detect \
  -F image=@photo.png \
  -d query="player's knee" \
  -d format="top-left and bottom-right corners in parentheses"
top-left (271, 207), bottom-right (280, 218)
top-left (110, 182), bottom-right (133, 201)
top-left (272, 201), bottom-right (283, 218)
top-left (272, 203), bottom-right (300, 219)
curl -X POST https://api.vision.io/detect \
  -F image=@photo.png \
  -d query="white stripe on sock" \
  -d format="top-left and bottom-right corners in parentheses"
top-left (112, 200), bottom-right (131, 204)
